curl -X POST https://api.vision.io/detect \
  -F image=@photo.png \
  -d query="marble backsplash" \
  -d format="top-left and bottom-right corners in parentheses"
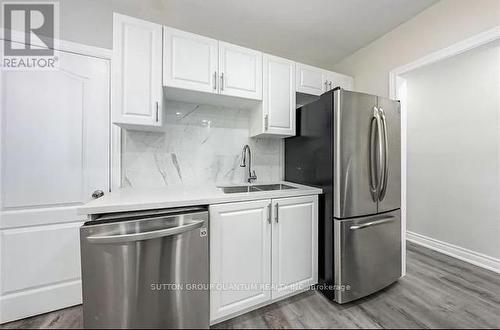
top-left (121, 101), bottom-right (283, 188)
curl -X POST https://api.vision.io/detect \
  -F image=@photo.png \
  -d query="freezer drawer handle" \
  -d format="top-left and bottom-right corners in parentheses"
top-left (86, 219), bottom-right (205, 244)
top-left (349, 217), bottom-right (395, 230)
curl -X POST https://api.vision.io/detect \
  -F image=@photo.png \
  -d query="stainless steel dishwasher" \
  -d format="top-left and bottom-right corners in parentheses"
top-left (80, 206), bottom-right (209, 329)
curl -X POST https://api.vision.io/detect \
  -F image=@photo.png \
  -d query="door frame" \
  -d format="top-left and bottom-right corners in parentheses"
top-left (388, 25), bottom-right (500, 276)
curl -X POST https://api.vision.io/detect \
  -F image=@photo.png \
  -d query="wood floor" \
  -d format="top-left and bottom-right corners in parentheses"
top-left (2, 242), bottom-right (499, 329)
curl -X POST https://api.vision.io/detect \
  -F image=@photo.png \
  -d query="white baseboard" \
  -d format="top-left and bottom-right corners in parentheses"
top-left (0, 280), bottom-right (82, 324)
top-left (407, 231), bottom-right (500, 274)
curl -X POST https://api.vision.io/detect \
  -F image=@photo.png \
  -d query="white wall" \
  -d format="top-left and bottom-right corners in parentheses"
top-left (403, 41), bottom-right (500, 259)
top-left (333, 0), bottom-right (500, 97)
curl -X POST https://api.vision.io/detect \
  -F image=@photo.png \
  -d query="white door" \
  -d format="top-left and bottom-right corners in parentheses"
top-left (209, 200), bottom-right (272, 322)
top-left (112, 13), bottom-right (163, 128)
top-left (295, 63), bottom-right (325, 96)
top-left (218, 41), bottom-right (262, 100)
top-left (163, 27), bottom-right (218, 94)
top-left (271, 196), bottom-right (318, 300)
top-left (0, 49), bottom-right (110, 323)
top-left (263, 54), bottom-right (295, 136)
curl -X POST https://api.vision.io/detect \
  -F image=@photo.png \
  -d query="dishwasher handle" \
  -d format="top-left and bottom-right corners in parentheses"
top-left (86, 219), bottom-right (205, 244)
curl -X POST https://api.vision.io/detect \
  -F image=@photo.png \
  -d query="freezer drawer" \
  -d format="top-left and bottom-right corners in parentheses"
top-left (334, 209), bottom-right (401, 303)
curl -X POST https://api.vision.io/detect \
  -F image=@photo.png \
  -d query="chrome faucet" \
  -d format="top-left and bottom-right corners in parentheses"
top-left (240, 144), bottom-right (257, 183)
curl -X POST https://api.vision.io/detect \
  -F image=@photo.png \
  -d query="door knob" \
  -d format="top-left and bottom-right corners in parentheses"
top-left (92, 190), bottom-right (104, 199)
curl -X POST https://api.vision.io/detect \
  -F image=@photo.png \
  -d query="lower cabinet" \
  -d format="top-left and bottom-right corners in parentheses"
top-left (271, 196), bottom-right (318, 300)
top-left (209, 200), bottom-right (272, 322)
top-left (209, 195), bottom-right (318, 323)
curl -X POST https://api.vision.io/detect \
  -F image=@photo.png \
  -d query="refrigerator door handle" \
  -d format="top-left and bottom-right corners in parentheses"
top-left (369, 109), bottom-right (379, 201)
top-left (375, 108), bottom-right (384, 199)
top-left (349, 216), bottom-right (395, 230)
top-left (378, 108), bottom-right (389, 201)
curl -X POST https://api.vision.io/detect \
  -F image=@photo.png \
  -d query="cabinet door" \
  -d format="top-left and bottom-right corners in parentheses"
top-left (325, 71), bottom-right (354, 91)
top-left (218, 41), bottom-right (262, 100)
top-left (263, 54), bottom-right (295, 136)
top-left (210, 200), bottom-right (272, 321)
top-left (112, 13), bottom-right (163, 128)
top-left (163, 27), bottom-right (218, 94)
top-left (272, 195), bottom-right (318, 300)
top-left (296, 63), bottom-right (325, 96)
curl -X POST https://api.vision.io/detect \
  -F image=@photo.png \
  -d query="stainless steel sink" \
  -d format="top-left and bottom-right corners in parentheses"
top-left (252, 184), bottom-right (296, 191)
top-left (219, 184), bottom-right (296, 194)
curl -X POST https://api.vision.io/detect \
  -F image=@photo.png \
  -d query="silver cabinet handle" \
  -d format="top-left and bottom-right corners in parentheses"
top-left (329, 81), bottom-right (332, 90)
top-left (324, 80), bottom-right (328, 91)
top-left (213, 71), bottom-right (217, 91)
top-left (220, 72), bottom-right (224, 91)
top-left (275, 203), bottom-right (279, 223)
top-left (350, 217), bottom-right (395, 230)
top-left (155, 101), bottom-right (159, 122)
top-left (86, 220), bottom-right (205, 244)
top-left (378, 108), bottom-right (389, 201)
top-left (267, 203), bottom-right (272, 224)
top-left (265, 114), bottom-right (269, 130)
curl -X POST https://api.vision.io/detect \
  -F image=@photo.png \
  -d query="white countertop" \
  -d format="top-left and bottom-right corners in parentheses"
top-left (78, 181), bottom-right (322, 215)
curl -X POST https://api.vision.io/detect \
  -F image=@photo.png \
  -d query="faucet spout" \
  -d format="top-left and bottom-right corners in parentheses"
top-left (240, 145), bottom-right (257, 183)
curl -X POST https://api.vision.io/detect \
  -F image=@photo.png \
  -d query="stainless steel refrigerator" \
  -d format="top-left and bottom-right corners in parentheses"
top-left (285, 88), bottom-right (402, 303)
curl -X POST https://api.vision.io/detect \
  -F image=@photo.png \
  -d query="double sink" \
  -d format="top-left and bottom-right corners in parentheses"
top-left (218, 183), bottom-right (296, 194)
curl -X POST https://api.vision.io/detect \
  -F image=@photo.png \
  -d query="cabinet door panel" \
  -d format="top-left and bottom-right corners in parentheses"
top-left (296, 63), bottom-right (325, 96)
top-left (113, 13), bottom-right (162, 127)
top-left (209, 200), bottom-right (271, 321)
top-left (326, 71), bottom-right (354, 91)
top-left (219, 42), bottom-right (262, 100)
top-left (264, 54), bottom-right (295, 136)
top-left (272, 196), bottom-right (318, 300)
top-left (164, 27), bottom-right (218, 93)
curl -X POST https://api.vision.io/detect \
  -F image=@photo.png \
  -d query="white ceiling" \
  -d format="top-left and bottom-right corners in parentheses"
top-left (156, 0), bottom-right (438, 69)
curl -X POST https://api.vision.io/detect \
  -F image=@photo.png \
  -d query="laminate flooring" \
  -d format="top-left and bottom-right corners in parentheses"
top-left (2, 242), bottom-right (499, 329)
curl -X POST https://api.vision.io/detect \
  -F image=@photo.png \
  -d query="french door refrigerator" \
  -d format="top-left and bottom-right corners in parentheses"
top-left (285, 88), bottom-right (402, 303)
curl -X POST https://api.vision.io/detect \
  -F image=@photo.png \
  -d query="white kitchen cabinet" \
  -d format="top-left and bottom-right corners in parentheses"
top-left (163, 27), bottom-right (218, 94)
top-left (112, 13), bottom-right (163, 130)
top-left (209, 200), bottom-right (272, 322)
top-left (325, 70), bottom-right (354, 91)
top-left (295, 63), bottom-right (326, 96)
top-left (251, 54), bottom-right (295, 137)
top-left (218, 42), bottom-right (262, 100)
top-left (271, 195), bottom-right (318, 300)
top-left (209, 195), bottom-right (318, 323)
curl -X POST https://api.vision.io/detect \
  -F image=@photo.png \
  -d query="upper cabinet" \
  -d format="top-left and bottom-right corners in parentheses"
top-left (163, 27), bottom-right (218, 94)
top-left (111, 14), bottom-right (353, 135)
top-left (218, 42), bottom-right (262, 100)
top-left (325, 71), bottom-right (354, 92)
top-left (251, 54), bottom-right (295, 137)
top-left (163, 31), bottom-right (262, 102)
top-left (295, 63), bottom-right (325, 96)
top-left (296, 62), bottom-right (354, 96)
top-left (112, 14), bottom-right (163, 130)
